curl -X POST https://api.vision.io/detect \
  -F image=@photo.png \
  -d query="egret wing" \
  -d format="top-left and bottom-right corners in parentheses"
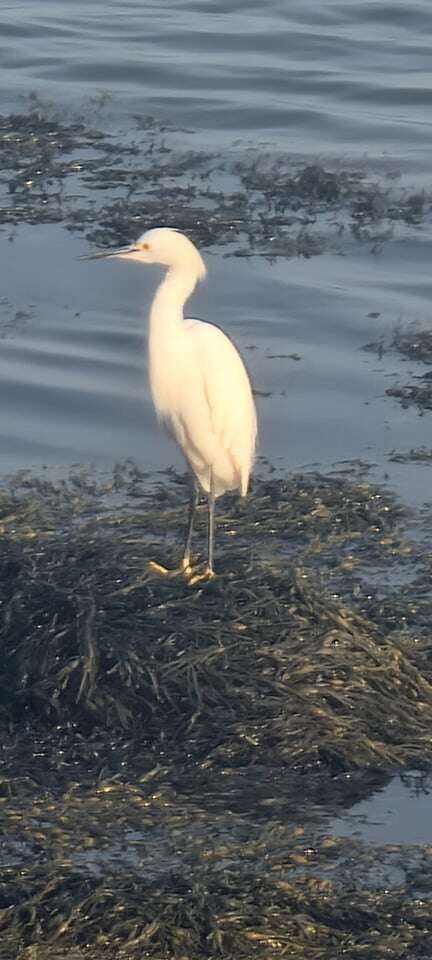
top-left (185, 319), bottom-right (257, 494)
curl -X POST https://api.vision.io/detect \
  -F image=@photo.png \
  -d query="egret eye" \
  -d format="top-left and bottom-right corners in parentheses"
top-left (141, 242), bottom-right (150, 251)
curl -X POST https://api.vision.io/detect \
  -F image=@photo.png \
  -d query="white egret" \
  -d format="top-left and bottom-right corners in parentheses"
top-left (82, 228), bottom-right (257, 582)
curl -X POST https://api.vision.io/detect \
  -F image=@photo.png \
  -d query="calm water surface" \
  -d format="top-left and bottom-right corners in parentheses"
top-left (1, 0), bottom-right (432, 503)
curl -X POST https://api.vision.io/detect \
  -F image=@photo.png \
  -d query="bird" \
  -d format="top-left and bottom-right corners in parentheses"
top-left (81, 227), bottom-right (257, 582)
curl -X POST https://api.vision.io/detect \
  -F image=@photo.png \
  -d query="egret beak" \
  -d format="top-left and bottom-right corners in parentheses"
top-left (80, 244), bottom-right (139, 261)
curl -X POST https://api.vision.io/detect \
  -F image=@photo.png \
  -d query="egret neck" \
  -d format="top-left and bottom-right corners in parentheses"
top-left (148, 264), bottom-right (201, 424)
top-left (149, 265), bottom-right (199, 335)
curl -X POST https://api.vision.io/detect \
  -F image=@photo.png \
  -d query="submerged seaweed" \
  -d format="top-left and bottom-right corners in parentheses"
top-left (386, 382), bottom-right (432, 412)
top-left (393, 329), bottom-right (432, 365)
top-left (386, 327), bottom-right (432, 412)
top-left (362, 325), bottom-right (432, 414)
top-left (389, 447), bottom-right (432, 463)
top-left (2, 853), bottom-right (432, 960)
top-left (2, 108), bottom-right (432, 260)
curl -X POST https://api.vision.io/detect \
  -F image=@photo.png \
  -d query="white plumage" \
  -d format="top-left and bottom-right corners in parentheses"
top-left (150, 316), bottom-right (256, 497)
top-left (82, 227), bottom-right (257, 580)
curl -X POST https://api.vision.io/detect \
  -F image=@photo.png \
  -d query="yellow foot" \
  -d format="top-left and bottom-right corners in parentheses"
top-left (147, 560), bottom-right (171, 576)
top-left (188, 566), bottom-right (216, 587)
top-left (147, 559), bottom-right (193, 579)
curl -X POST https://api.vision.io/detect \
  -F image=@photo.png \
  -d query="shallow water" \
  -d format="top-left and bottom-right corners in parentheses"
top-left (2, 223), bottom-right (432, 510)
top-left (2, 0), bottom-right (432, 165)
top-left (1, 1), bottom-right (432, 508)
top-left (331, 773), bottom-right (432, 847)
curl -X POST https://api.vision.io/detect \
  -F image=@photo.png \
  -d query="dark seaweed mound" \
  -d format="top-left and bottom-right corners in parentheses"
top-left (1, 465), bottom-right (432, 958)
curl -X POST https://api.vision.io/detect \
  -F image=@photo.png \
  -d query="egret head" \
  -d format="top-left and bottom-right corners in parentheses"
top-left (81, 227), bottom-right (207, 282)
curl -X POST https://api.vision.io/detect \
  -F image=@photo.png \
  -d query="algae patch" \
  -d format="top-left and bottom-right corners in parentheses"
top-left (363, 325), bottom-right (432, 415)
top-left (2, 108), bottom-right (432, 260)
top-left (389, 447), bottom-right (432, 464)
top-left (386, 381), bottom-right (432, 412)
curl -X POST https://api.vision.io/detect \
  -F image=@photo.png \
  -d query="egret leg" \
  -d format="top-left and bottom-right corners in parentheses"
top-left (182, 481), bottom-right (199, 574)
top-left (189, 482), bottom-right (216, 585)
top-left (207, 490), bottom-right (215, 574)
top-left (147, 478), bottom-right (199, 578)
